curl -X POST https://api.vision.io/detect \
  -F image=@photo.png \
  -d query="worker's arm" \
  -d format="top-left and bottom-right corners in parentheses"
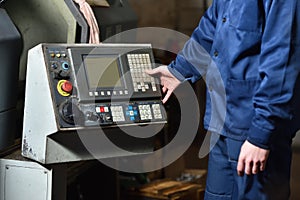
top-left (238, 0), bottom-right (298, 176)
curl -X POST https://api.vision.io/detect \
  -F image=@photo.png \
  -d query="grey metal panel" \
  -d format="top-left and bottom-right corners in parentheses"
top-left (0, 159), bottom-right (52, 200)
top-left (4, 165), bottom-right (49, 200)
top-left (45, 127), bottom-right (155, 164)
top-left (22, 44), bottom-right (59, 163)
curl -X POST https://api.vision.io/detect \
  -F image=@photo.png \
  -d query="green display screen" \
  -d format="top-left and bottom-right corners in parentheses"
top-left (83, 55), bottom-right (123, 89)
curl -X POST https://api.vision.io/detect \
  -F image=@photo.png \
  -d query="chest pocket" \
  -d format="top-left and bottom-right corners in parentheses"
top-left (228, 0), bottom-right (264, 33)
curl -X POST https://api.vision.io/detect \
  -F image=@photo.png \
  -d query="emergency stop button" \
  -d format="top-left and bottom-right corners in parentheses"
top-left (61, 80), bottom-right (73, 93)
top-left (57, 80), bottom-right (73, 96)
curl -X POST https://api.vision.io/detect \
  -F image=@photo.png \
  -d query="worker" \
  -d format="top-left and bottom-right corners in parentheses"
top-left (147, 0), bottom-right (300, 199)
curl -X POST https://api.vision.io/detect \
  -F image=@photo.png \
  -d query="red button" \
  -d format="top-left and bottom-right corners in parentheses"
top-left (61, 80), bottom-right (73, 93)
top-left (100, 106), bottom-right (105, 113)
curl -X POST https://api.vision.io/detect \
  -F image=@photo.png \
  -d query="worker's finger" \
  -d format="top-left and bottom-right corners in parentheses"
top-left (145, 68), bottom-right (162, 76)
top-left (252, 162), bottom-right (260, 174)
top-left (244, 160), bottom-right (252, 175)
top-left (260, 161), bottom-right (266, 172)
top-left (237, 158), bottom-right (245, 176)
top-left (162, 86), bottom-right (167, 93)
top-left (162, 90), bottom-right (173, 104)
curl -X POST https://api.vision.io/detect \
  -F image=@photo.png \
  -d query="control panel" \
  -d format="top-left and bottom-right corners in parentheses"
top-left (42, 43), bottom-right (166, 129)
top-left (22, 43), bottom-right (166, 164)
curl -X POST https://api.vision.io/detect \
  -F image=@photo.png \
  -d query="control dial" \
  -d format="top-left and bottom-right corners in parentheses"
top-left (59, 100), bottom-right (84, 126)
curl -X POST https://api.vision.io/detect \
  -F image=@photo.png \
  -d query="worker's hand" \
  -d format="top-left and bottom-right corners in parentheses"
top-left (146, 65), bottom-right (181, 103)
top-left (237, 140), bottom-right (270, 176)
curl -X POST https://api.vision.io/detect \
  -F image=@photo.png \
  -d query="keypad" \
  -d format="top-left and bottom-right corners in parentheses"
top-left (110, 105), bottom-right (125, 122)
top-left (127, 53), bottom-right (157, 92)
top-left (125, 105), bottom-right (139, 121)
top-left (138, 104), bottom-right (153, 120)
top-left (152, 104), bottom-right (163, 119)
top-left (92, 102), bottom-right (164, 124)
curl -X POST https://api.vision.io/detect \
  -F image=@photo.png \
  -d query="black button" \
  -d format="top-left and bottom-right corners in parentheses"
top-left (51, 63), bottom-right (58, 69)
top-left (214, 51), bottom-right (219, 57)
top-left (222, 17), bottom-right (227, 23)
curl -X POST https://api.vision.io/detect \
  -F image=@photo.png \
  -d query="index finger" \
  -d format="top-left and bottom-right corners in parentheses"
top-left (162, 90), bottom-right (173, 104)
top-left (145, 68), bottom-right (160, 76)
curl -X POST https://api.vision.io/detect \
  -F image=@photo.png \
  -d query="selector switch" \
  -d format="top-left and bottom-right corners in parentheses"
top-left (61, 62), bottom-right (69, 70)
top-left (86, 111), bottom-right (99, 121)
top-left (59, 99), bottom-right (84, 125)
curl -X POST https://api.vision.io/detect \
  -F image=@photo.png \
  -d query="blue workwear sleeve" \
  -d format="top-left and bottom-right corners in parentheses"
top-left (168, 1), bottom-right (217, 83)
top-left (247, 0), bottom-right (298, 148)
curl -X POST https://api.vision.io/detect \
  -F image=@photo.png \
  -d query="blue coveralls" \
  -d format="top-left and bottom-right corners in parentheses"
top-left (168, 0), bottom-right (300, 199)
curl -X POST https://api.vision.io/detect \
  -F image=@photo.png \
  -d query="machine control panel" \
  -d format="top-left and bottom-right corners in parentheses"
top-left (41, 44), bottom-right (166, 128)
top-left (81, 101), bottom-right (164, 126)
